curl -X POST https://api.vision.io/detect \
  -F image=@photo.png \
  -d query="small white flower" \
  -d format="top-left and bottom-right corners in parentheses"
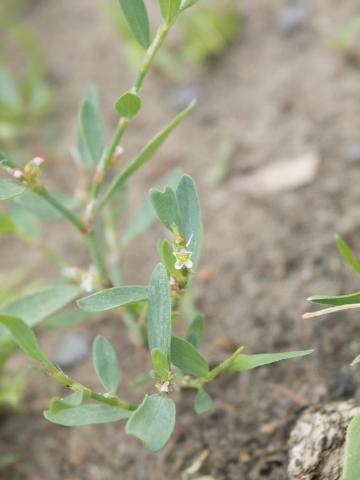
top-left (33, 156), bottom-right (44, 167)
top-left (115, 145), bottom-right (124, 157)
top-left (160, 381), bottom-right (170, 393)
top-left (173, 248), bottom-right (193, 270)
top-left (12, 169), bottom-right (24, 179)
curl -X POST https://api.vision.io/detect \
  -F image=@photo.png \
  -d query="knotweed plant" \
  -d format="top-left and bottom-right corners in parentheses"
top-left (0, 0), bottom-right (312, 452)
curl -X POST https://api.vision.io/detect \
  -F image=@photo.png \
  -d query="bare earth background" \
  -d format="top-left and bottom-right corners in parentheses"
top-left (2, 0), bottom-right (360, 478)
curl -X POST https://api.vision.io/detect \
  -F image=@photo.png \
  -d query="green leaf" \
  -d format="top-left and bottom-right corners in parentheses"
top-left (170, 335), bottom-right (209, 377)
top-left (186, 314), bottom-right (205, 348)
top-left (49, 392), bottom-right (83, 414)
top-left (121, 169), bottom-right (183, 247)
top-left (308, 292), bottom-right (360, 306)
top-left (159, 0), bottom-right (181, 24)
top-left (9, 203), bottom-right (41, 242)
top-left (118, 0), bottom-right (150, 49)
top-left (126, 394), bottom-right (176, 452)
top-left (78, 286), bottom-right (148, 312)
top-left (0, 68), bottom-right (20, 108)
top-left (0, 284), bottom-right (81, 330)
top-left (44, 404), bottom-right (131, 426)
top-left (160, 238), bottom-right (185, 283)
top-left (100, 100), bottom-right (196, 209)
top-left (0, 180), bottom-right (25, 201)
top-left (148, 264), bottom-right (172, 358)
top-left (151, 348), bottom-right (169, 379)
top-left (336, 234), bottom-right (360, 277)
top-left (92, 335), bottom-right (120, 394)
top-left (341, 413), bottom-right (360, 480)
top-left (194, 388), bottom-right (213, 414)
top-left (176, 175), bottom-right (202, 271)
top-left (80, 98), bottom-right (105, 166)
top-left (150, 186), bottom-right (181, 232)
top-left (351, 354), bottom-right (360, 366)
top-left (0, 315), bottom-right (50, 363)
top-left (115, 92), bottom-right (142, 118)
top-left (228, 349), bottom-right (314, 372)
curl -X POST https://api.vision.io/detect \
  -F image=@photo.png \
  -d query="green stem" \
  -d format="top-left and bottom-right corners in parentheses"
top-left (46, 364), bottom-right (137, 411)
top-left (85, 232), bottom-right (112, 287)
top-left (205, 346), bottom-right (245, 383)
top-left (88, 22), bottom-right (171, 212)
top-left (34, 186), bottom-right (86, 233)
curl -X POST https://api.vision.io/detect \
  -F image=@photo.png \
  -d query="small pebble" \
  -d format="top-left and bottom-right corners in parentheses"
top-left (52, 332), bottom-right (90, 369)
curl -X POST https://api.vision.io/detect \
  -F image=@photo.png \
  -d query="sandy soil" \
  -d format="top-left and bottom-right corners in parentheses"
top-left (2, 0), bottom-right (360, 478)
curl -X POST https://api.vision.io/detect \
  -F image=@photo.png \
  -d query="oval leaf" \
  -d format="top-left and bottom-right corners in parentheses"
top-left (170, 335), bottom-right (209, 377)
top-left (0, 284), bottom-right (81, 329)
top-left (0, 179), bottom-right (25, 201)
top-left (151, 348), bottom-right (169, 379)
top-left (194, 388), bottom-right (213, 414)
top-left (44, 403), bottom-right (131, 426)
top-left (78, 285), bottom-right (148, 312)
top-left (92, 335), bottom-right (120, 394)
top-left (126, 394), bottom-right (176, 452)
top-left (148, 264), bottom-right (172, 358)
top-left (150, 186), bottom-right (181, 232)
top-left (115, 92), bottom-right (142, 119)
top-left (118, 0), bottom-right (150, 49)
top-left (228, 349), bottom-right (314, 372)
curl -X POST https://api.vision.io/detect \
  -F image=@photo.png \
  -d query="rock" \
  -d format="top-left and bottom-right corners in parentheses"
top-left (279, 1), bottom-right (310, 33)
top-left (288, 401), bottom-right (360, 480)
top-left (52, 332), bottom-right (90, 369)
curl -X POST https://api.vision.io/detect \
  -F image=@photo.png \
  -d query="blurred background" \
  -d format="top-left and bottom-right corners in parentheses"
top-left (1, 0), bottom-right (360, 478)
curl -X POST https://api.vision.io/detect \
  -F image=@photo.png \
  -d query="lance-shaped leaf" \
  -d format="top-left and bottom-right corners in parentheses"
top-left (80, 98), bottom-right (105, 166)
top-left (92, 335), bottom-right (120, 394)
top-left (44, 403), bottom-right (131, 426)
top-left (150, 186), bottom-right (181, 232)
top-left (336, 234), bottom-right (360, 277)
top-left (341, 413), bottom-right (360, 480)
top-left (118, 0), bottom-right (150, 49)
top-left (0, 180), bottom-right (25, 201)
top-left (0, 283), bottom-right (81, 332)
top-left (126, 394), bottom-right (176, 452)
top-left (159, 0), bottom-right (181, 24)
top-left (194, 388), bottom-right (213, 414)
top-left (170, 335), bottom-right (209, 377)
top-left (308, 291), bottom-right (360, 306)
top-left (151, 348), bottom-right (169, 379)
top-left (147, 264), bottom-right (171, 358)
top-left (227, 349), bottom-right (314, 372)
top-left (78, 286), bottom-right (148, 312)
top-left (176, 175), bottom-right (202, 271)
top-left (0, 315), bottom-right (50, 364)
top-left (115, 92), bottom-right (142, 118)
top-left (100, 100), bottom-right (196, 209)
